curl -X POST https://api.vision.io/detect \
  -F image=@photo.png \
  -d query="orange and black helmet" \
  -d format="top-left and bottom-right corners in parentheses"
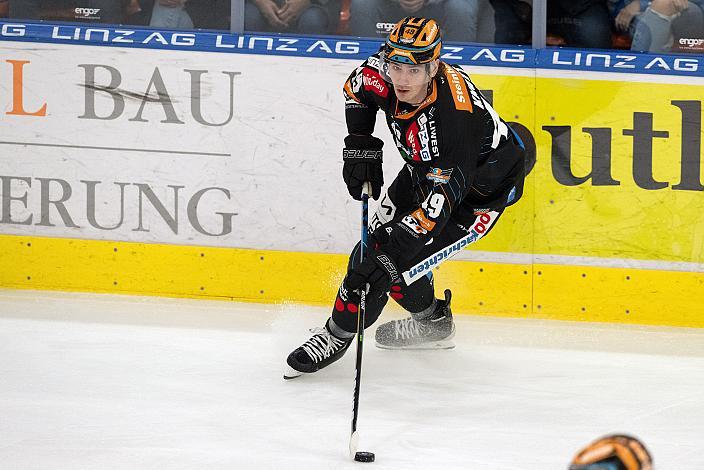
top-left (383, 17), bottom-right (442, 65)
top-left (569, 434), bottom-right (653, 470)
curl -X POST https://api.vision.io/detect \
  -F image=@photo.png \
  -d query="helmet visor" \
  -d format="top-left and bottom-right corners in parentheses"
top-left (379, 50), bottom-right (435, 84)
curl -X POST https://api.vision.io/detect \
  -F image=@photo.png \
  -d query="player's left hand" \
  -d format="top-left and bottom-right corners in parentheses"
top-left (346, 250), bottom-right (400, 294)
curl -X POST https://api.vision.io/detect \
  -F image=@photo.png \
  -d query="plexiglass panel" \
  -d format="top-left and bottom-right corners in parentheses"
top-left (6, 0), bottom-right (231, 31)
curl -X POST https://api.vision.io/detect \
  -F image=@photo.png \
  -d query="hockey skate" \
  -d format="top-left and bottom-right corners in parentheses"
top-left (375, 289), bottom-right (455, 350)
top-left (284, 319), bottom-right (353, 379)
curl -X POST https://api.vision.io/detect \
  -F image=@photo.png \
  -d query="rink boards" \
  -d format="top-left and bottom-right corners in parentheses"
top-left (0, 26), bottom-right (703, 327)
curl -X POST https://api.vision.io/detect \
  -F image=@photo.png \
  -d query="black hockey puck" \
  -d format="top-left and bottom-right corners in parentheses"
top-left (354, 451), bottom-right (375, 462)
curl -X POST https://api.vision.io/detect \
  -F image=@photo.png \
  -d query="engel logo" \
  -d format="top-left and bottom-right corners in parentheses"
top-left (75, 7), bottom-right (101, 17)
top-left (679, 38), bottom-right (704, 47)
top-left (376, 23), bottom-right (395, 33)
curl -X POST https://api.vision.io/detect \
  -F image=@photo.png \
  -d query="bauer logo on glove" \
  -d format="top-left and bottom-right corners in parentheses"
top-left (342, 134), bottom-right (384, 201)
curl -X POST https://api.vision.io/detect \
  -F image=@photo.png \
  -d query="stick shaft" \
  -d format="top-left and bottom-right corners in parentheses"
top-left (350, 184), bottom-right (370, 451)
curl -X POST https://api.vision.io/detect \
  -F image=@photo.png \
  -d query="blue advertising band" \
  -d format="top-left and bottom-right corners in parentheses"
top-left (1, 21), bottom-right (703, 77)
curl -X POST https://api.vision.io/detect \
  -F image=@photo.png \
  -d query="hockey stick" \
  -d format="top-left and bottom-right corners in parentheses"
top-left (349, 183), bottom-right (374, 463)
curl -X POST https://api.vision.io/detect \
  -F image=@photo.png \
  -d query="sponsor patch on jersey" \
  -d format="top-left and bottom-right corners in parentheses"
top-left (417, 113), bottom-right (437, 162)
top-left (444, 67), bottom-right (473, 112)
top-left (403, 210), bottom-right (500, 284)
top-left (402, 215), bottom-right (427, 235)
top-left (363, 68), bottom-right (388, 98)
top-left (405, 122), bottom-right (421, 161)
top-left (366, 56), bottom-right (381, 70)
top-left (411, 208), bottom-right (436, 231)
top-left (426, 167), bottom-right (453, 185)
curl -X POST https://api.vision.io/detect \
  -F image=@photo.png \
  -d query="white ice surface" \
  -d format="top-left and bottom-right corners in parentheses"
top-left (0, 289), bottom-right (703, 470)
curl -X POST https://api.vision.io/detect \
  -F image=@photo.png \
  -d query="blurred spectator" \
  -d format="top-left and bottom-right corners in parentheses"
top-left (491, 0), bottom-right (611, 48)
top-left (548, 0), bottom-right (612, 48)
top-left (346, 0), bottom-right (482, 42)
top-left (491, 0), bottom-right (531, 44)
top-left (9, 0), bottom-right (127, 23)
top-left (128, 0), bottom-right (231, 30)
top-left (616, 0), bottom-right (704, 52)
top-left (0, 0), bottom-right (8, 18)
top-left (612, 0), bottom-right (640, 33)
top-left (244, 0), bottom-right (341, 34)
top-left (149, 0), bottom-right (194, 28)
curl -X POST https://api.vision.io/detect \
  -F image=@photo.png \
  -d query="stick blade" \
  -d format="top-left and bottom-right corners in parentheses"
top-left (349, 431), bottom-right (359, 458)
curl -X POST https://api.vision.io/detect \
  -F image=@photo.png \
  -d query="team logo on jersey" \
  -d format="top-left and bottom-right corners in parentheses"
top-left (426, 167), bottom-right (452, 185)
top-left (363, 68), bottom-right (388, 98)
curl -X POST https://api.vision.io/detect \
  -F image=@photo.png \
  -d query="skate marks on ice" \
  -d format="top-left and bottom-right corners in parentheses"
top-left (0, 290), bottom-right (703, 469)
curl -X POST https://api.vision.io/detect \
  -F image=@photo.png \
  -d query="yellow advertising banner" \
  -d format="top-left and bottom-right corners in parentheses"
top-left (470, 73), bottom-right (704, 267)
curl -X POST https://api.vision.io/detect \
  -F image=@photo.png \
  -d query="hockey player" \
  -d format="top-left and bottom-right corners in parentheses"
top-left (285, 17), bottom-right (527, 379)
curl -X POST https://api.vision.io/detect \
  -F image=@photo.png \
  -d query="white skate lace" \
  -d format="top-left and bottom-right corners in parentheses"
top-left (302, 327), bottom-right (347, 363)
top-left (394, 317), bottom-right (425, 340)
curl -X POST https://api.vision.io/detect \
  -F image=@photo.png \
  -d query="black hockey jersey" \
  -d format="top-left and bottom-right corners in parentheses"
top-left (343, 53), bottom-right (526, 260)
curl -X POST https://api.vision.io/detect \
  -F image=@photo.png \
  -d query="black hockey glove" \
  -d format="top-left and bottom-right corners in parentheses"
top-left (342, 134), bottom-right (384, 200)
top-left (346, 249), bottom-right (400, 294)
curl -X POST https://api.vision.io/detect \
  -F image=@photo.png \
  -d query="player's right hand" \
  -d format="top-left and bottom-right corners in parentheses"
top-left (342, 134), bottom-right (384, 200)
top-left (345, 248), bottom-right (399, 294)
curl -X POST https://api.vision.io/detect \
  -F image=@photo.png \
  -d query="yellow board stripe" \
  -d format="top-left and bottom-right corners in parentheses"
top-left (0, 234), bottom-right (702, 328)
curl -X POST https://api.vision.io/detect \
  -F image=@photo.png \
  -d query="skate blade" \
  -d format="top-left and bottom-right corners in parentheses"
top-left (283, 364), bottom-right (304, 380)
top-left (375, 340), bottom-right (455, 350)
